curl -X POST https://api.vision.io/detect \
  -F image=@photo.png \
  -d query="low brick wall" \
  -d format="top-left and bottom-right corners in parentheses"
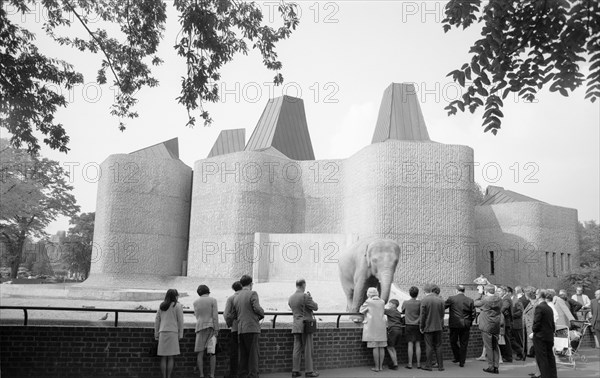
top-left (0, 325), bottom-right (595, 377)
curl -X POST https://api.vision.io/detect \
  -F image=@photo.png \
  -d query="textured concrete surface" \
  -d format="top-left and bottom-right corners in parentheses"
top-left (252, 233), bottom-right (358, 283)
top-left (90, 154), bottom-right (192, 276)
top-left (188, 140), bottom-right (478, 286)
top-left (475, 202), bottom-right (579, 288)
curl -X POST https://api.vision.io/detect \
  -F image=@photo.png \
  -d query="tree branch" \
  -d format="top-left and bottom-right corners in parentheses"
top-left (63, 1), bottom-right (123, 90)
top-left (505, 0), bottom-right (547, 57)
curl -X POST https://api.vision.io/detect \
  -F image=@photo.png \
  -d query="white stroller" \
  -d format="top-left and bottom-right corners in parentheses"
top-left (554, 320), bottom-right (590, 369)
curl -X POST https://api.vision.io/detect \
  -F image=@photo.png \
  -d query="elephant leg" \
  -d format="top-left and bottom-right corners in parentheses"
top-left (350, 276), bottom-right (367, 322)
top-left (341, 277), bottom-right (354, 312)
top-left (351, 274), bottom-right (367, 313)
top-left (345, 288), bottom-right (354, 312)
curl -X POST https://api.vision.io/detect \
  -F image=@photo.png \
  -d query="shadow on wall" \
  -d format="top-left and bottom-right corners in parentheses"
top-left (476, 209), bottom-right (550, 289)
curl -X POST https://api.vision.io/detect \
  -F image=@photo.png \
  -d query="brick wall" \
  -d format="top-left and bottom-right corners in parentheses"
top-left (0, 325), bottom-right (594, 377)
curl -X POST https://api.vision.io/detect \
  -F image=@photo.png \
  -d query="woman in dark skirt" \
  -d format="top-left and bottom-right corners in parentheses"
top-left (155, 289), bottom-right (184, 378)
top-left (401, 286), bottom-right (423, 369)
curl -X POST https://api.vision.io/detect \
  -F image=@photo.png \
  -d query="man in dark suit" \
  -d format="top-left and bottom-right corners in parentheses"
top-left (232, 275), bottom-right (265, 378)
top-left (497, 286), bottom-right (514, 362)
top-left (509, 286), bottom-right (525, 360)
top-left (288, 278), bottom-right (319, 378)
top-left (514, 286), bottom-right (530, 359)
top-left (445, 284), bottom-right (475, 367)
top-left (224, 281), bottom-right (243, 378)
top-left (420, 283), bottom-right (446, 371)
top-left (475, 284), bottom-right (502, 374)
top-left (531, 290), bottom-right (557, 378)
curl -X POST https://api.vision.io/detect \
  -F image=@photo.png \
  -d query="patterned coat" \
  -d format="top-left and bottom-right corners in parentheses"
top-left (360, 296), bottom-right (387, 342)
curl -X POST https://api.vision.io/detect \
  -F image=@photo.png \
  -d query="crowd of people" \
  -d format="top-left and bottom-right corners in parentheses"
top-left (152, 275), bottom-right (600, 378)
top-left (152, 275), bottom-right (319, 378)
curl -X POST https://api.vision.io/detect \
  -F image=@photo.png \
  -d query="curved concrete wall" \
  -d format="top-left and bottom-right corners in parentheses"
top-left (90, 154), bottom-right (192, 278)
top-left (188, 140), bottom-right (477, 286)
top-left (474, 202), bottom-right (579, 288)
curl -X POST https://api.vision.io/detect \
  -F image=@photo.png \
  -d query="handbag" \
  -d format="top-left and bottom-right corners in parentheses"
top-left (303, 319), bottom-right (317, 334)
top-left (498, 334), bottom-right (506, 345)
top-left (149, 341), bottom-right (158, 357)
top-left (302, 293), bottom-right (317, 334)
top-left (205, 335), bottom-right (223, 355)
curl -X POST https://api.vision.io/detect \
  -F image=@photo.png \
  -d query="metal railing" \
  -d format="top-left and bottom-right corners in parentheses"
top-left (4, 305), bottom-right (586, 329)
top-left (0, 306), bottom-right (362, 328)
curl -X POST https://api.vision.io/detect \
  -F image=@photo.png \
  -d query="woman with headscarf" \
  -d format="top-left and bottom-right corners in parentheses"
top-left (360, 287), bottom-right (388, 372)
top-left (155, 289), bottom-right (184, 378)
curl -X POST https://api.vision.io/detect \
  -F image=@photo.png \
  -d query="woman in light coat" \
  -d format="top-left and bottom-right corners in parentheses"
top-left (523, 287), bottom-right (540, 378)
top-left (155, 289), bottom-right (184, 378)
top-left (193, 284), bottom-right (219, 378)
top-left (360, 287), bottom-right (387, 372)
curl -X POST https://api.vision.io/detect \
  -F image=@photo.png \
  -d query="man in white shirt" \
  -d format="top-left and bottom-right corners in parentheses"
top-left (571, 286), bottom-right (591, 320)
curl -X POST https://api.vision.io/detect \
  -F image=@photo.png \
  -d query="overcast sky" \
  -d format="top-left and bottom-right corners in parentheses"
top-left (6, 1), bottom-right (599, 233)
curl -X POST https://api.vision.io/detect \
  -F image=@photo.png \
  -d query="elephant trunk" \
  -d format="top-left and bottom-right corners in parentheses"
top-left (378, 271), bottom-right (394, 302)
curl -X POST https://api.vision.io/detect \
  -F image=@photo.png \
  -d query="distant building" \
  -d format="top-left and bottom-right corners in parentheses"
top-left (88, 83), bottom-right (579, 290)
top-left (0, 231), bottom-right (68, 277)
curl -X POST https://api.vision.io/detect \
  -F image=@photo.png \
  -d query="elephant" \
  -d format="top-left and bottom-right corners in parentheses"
top-left (338, 238), bottom-right (400, 313)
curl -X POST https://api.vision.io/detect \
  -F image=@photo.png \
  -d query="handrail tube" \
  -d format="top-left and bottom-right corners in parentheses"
top-left (2, 305), bottom-right (500, 329)
top-left (0, 306), bottom-right (364, 328)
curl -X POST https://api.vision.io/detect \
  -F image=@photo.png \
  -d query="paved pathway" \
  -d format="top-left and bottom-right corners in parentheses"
top-left (262, 348), bottom-right (600, 378)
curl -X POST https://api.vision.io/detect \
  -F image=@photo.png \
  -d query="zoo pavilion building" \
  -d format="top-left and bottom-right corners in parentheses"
top-left (86, 83), bottom-right (579, 293)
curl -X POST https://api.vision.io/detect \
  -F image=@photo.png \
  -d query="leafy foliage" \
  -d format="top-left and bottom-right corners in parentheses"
top-left (562, 220), bottom-right (600, 291)
top-left (578, 220), bottom-right (600, 267)
top-left (443, 0), bottom-right (600, 134)
top-left (1, 0), bottom-right (299, 154)
top-left (0, 3), bottom-right (84, 154)
top-left (62, 212), bottom-right (94, 280)
top-left (562, 262), bottom-right (600, 292)
top-left (0, 138), bottom-right (79, 278)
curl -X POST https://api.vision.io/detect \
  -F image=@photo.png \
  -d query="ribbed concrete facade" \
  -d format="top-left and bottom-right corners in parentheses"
top-left (187, 140), bottom-right (477, 286)
top-left (90, 154), bottom-right (192, 279)
top-left (474, 202), bottom-right (579, 288)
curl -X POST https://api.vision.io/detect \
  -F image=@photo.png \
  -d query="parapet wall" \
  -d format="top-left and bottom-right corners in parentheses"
top-left (188, 140), bottom-right (477, 286)
top-left (0, 325), bottom-right (483, 378)
top-left (90, 154), bottom-right (192, 278)
top-left (3, 324), bottom-right (594, 377)
top-left (474, 202), bottom-right (579, 288)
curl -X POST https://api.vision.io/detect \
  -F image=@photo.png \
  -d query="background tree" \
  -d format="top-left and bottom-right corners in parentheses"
top-left (62, 212), bottom-right (94, 280)
top-left (562, 219), bottom-right (600, 292)
top-left (0, 138), bottom-right (79, 278)
top-left (578, 220), bottom-right (600, 267)
top-left (443, 0), bottom-right (599, 134)
top-left (1, 0), bottom-right (299, 154)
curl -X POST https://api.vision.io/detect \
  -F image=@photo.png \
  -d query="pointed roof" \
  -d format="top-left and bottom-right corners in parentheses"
top-left (372, 83), bottom-right (431, 143)
top-left (480, 186), bottom-right (545, 205)
top-left (207, 129), bottom-right (246, 158)
top-left (245, 95), bottom-right (315, 160)
top-left (130, 138), bottom-right (179, 159)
